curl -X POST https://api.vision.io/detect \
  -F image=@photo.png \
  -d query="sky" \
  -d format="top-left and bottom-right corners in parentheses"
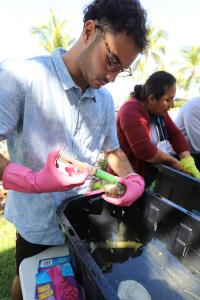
top-left (0, 0), bottom-right (199, 102)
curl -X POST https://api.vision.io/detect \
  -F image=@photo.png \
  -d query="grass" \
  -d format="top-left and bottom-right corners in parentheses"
top-left (0, 211), bottom-right (16, 300)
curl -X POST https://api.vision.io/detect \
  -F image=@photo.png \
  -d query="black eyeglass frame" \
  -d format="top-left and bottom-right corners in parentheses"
top-left (95, 25), bottom-right (133, 77)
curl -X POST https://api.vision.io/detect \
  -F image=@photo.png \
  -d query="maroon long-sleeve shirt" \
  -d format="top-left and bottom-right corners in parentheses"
top-left (116, 98), bottom-right (189, 176)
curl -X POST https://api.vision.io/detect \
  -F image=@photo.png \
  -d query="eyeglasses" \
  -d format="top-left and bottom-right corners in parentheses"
top-left (96, 25), bottom-right (132, 77)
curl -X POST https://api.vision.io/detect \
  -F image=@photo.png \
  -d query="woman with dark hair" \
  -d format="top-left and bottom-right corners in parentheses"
top-left (116, 71), bottom-right (200, 178)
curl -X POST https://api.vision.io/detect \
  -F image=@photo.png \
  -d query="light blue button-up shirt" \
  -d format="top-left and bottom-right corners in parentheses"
top-left (0, 48), bottom-right (119, 245)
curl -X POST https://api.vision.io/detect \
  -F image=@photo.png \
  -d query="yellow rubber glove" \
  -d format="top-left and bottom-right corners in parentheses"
top-left (180, 156), bottom-right (200, 179)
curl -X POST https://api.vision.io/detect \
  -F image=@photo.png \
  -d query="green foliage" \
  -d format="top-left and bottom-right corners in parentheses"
top-left (173, 99), bottom-right (187, 108)
top-left (174, 46), bottom-right (200, 96)
top-left (31, 10), bottom-right (74, 52)
top-left (97, 157), bottom-right (107, 171)
top-left (132, 25), bottom-right (168, 80)
top-left (0, 213), bottom-right (16, 300)
top-left (130, 24), bottom-right (199, 98)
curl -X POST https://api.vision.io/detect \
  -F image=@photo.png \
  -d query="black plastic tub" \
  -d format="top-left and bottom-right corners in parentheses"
top-left (57, 190), bottom-right (200, 300)
top-left (147, 162), bottom-right (200, 216)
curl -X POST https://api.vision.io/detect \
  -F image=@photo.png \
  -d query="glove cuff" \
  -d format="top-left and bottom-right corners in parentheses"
top-left (125, 172), bottom-right (144, 182)
top-left (180, 155), bottom-right (194, 165)
top-left (2, 162), bottom-right (36, 193)
top-left (125, 172), bottom-right (137, 179)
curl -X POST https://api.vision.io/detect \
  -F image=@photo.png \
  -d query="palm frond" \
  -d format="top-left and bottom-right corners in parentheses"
top-left (30, 9), bottom-right (75, 52)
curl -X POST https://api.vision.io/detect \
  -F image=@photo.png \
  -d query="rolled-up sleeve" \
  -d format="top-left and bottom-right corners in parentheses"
top-left (0, 61), bottom-right (24, 140)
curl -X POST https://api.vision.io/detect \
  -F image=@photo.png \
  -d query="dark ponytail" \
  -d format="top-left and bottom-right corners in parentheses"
top-left (131, 84), bottom-right (145, 101)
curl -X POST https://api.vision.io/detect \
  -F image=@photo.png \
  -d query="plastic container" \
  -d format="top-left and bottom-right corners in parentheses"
top-left (148, 162), bottom-right (200, 216)
top-left (192, 152), bottom-right (200, 170)
top-left (57, 190), bottom-right (200, 300)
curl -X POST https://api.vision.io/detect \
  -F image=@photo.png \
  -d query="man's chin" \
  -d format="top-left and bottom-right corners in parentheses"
top-left (92, 79), bottom-right (108, 89)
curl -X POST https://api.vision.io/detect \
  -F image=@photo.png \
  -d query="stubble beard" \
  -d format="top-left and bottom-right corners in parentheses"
top-left (79, 37), bottom-right (102, 89)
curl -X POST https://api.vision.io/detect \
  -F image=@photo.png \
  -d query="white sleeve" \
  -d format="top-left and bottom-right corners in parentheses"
top-left (177, 100), bottom-right (200, 152)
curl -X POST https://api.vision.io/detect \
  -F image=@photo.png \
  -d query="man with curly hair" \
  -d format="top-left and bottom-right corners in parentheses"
top-left (0, 0), bottom-right (148, 298)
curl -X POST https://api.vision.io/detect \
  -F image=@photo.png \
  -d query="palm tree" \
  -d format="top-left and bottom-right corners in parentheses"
top-left (175, 46), bottom-right (200, 97)
top-left (132, 25), bottom-right (168, 81)
top-left (31, 10), bottom-right (74, 52)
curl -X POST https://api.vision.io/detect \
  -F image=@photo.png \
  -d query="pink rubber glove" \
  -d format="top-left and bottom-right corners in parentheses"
top-left (47, 265), bottom-right (80, 300)
top-left (85, 189), bottom-right (104, 196)
top-left (102, 173), bottom-right (145, 207)
top-left (2, 149), bottom-right (88, 193)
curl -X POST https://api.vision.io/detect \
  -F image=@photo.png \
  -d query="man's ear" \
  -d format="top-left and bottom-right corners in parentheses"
top-left (83, 20), bottom-right (96, 43)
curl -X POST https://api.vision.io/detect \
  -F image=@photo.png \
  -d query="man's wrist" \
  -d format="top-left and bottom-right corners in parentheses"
top-left (125, 172), bottom-right (137, 178)
top-left (179, 151), bottom-right (191, 159)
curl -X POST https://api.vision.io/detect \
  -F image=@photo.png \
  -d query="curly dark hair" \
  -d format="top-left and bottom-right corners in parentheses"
top-left (83, 0), bottom-right (148, 52)
top-left (131, 71), bottom-right (176, 101)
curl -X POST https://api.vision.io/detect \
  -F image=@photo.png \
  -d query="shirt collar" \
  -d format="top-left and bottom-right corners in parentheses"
top-left (51, 48), bottom-right (96, 101)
